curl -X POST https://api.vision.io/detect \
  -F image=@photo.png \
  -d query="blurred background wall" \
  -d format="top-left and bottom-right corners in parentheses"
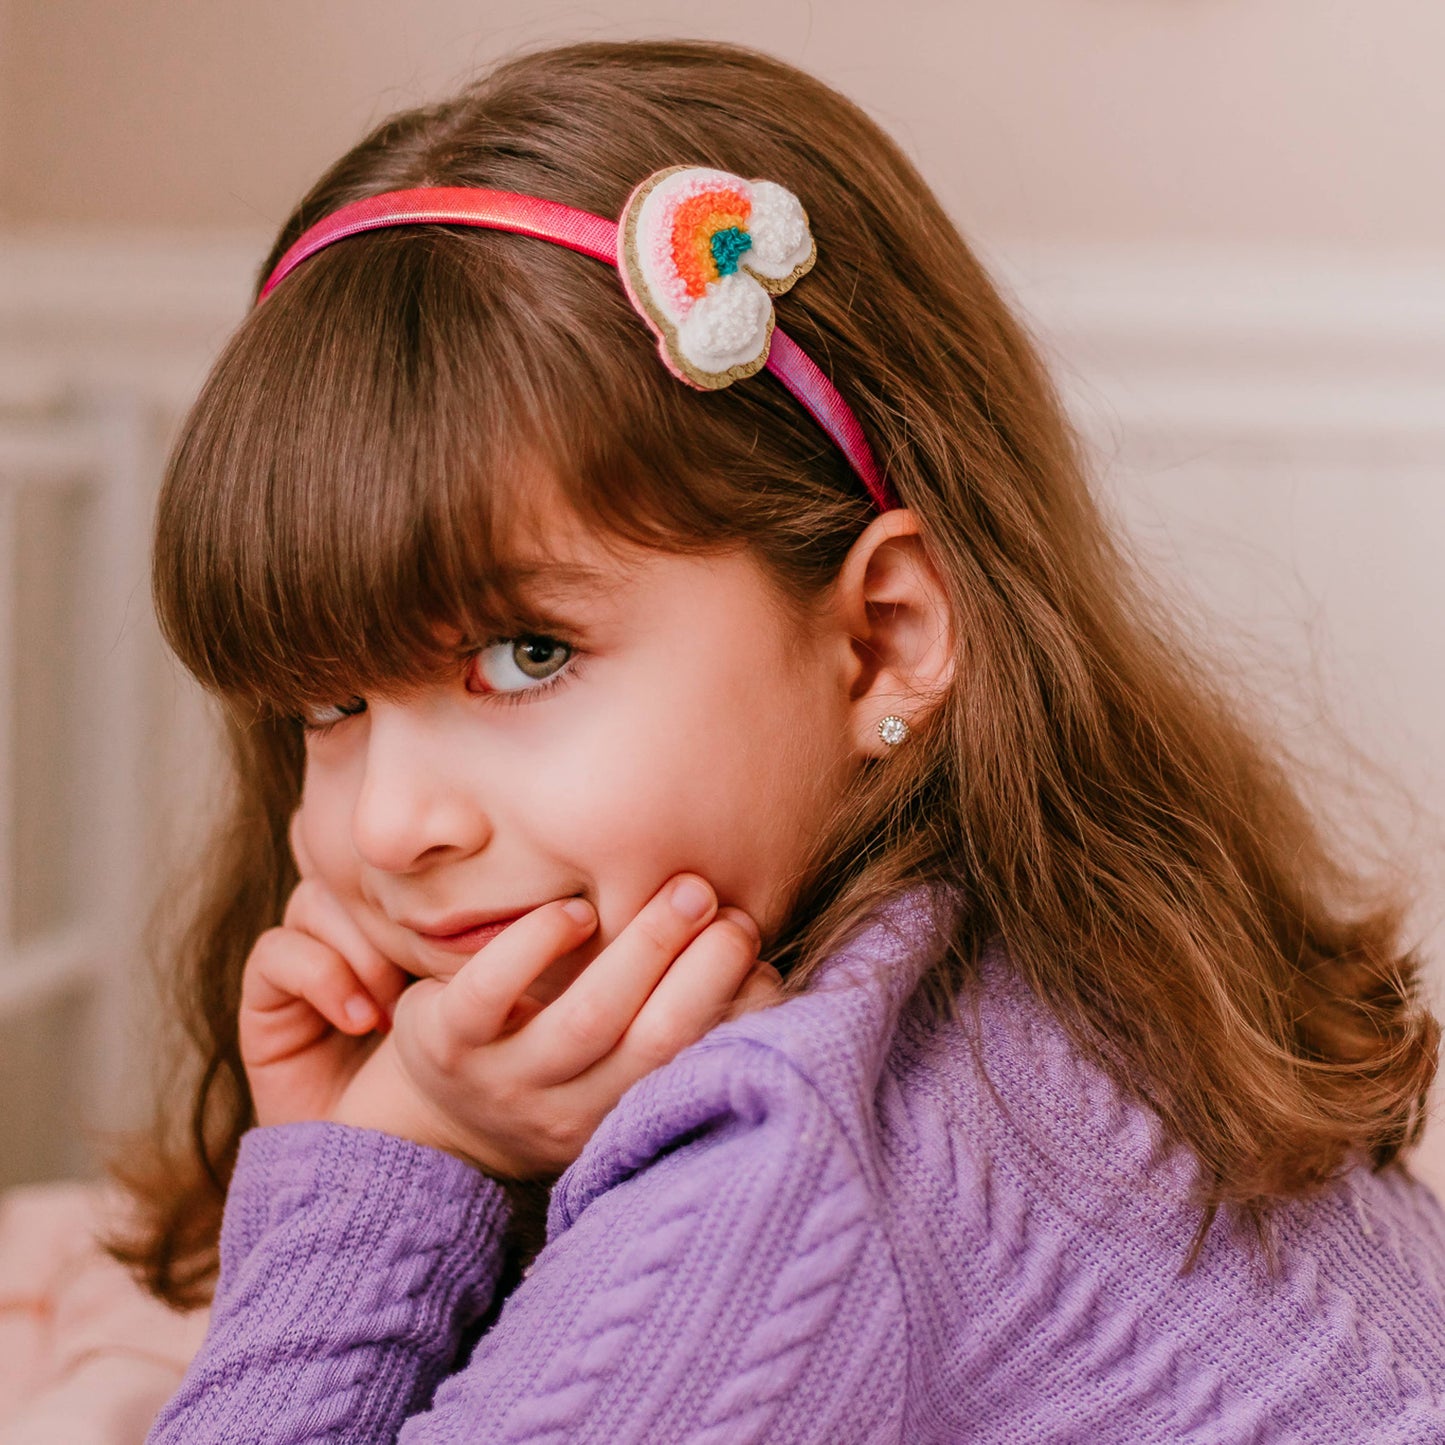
top-left (1, 1), bottom-right (1442, 1194)
top-left (4, 0), bottom-right (1445, 246)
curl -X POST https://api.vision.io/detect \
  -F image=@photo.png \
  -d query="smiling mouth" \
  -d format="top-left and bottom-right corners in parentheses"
top-left (409, 913), bottom-right (529, 954)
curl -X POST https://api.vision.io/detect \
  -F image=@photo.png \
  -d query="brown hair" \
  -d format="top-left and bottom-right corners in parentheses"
top-left (111, 39), bottom-right (1437, 1308)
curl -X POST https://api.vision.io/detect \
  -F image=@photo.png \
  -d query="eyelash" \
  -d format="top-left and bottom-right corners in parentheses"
top-left (470, 643), bottom-right (585, 707)
top-left (297, 634), bottom-right (584, 737)
top-left (296, 698), bottom-right (365, 740)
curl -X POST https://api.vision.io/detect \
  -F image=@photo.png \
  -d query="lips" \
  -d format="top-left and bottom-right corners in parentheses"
top-left (407, 911), bottom-right (530, 955)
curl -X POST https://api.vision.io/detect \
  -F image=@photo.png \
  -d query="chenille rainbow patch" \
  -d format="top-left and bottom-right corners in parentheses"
top-left (619, 166), bottom-right (817, 391)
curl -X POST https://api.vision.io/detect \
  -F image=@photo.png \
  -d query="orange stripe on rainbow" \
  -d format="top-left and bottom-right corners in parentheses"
top-left (670, 187), bottom-right (751, 299)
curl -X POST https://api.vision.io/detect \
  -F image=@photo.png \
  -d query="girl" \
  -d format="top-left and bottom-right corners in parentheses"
top-left (129, 38), bottom-right (1445, 1443)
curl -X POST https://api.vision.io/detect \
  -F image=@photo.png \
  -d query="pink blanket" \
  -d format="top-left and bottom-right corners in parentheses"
top-left (0, 1182), bottom-right (209, 1443)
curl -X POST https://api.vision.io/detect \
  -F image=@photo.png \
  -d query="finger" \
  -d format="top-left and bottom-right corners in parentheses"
top-left (725, 960), bottom-right (785, 1020)
top-left (241, 928), bottom-right (384, 1058)
top-left (283, 879), bottom-right (408, 1019)
top-left (499, 994), bottom-right (545, 1036)
top-left (615, 906), bottom-right (762, 1069)
top-left (560, 907), bottom-right (761, 1105)
top-left (516, 875), bottom-right (721, 1082)
top-left (418, 897), bottom-right (598, 1056)
top-left (736, 958), bottom-right (784, 1003)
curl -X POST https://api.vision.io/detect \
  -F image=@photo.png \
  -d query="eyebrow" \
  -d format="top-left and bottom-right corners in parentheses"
top-left (496, 562), bottom-right (620, 598)
top-left (469, 560), bottom-right (635, 627)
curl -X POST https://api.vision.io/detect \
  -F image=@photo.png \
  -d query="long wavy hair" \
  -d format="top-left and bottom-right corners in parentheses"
top-left (110, 39), bottom-right (1438, 1308)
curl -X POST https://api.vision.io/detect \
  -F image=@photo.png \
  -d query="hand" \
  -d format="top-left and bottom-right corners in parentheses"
top-left (335, 877), bottom-right (778, 1177)
top-left (239, 872), bottom-right (781, 1179)
top-left (238, 875), bottom-right (412, 1129)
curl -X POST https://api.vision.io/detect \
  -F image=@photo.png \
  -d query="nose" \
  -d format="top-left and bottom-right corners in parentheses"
top-left (349, 700), bottom-right (492, 873)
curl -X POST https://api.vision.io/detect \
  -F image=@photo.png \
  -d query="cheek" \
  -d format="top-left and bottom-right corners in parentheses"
top-left (543, 651), bottom-right (850, 930)
top-left (292, 777), bottom-right (360, 894)
top-left (521, 714), bottom-right (693, 904)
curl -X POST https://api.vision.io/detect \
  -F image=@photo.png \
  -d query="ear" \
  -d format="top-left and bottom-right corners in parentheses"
top-left (832, 509), bottom-right (956, 759)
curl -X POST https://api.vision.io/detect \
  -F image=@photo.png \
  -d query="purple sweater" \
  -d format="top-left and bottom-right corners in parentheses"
top-left (150, 899), bottom-right (1445, 1442)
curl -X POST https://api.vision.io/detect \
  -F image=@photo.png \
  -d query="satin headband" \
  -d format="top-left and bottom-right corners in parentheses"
top-left (258, 168), bottom-right (893, 512)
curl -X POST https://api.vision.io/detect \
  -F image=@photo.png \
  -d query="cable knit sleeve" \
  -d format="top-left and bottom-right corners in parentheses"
top-left (147, 1122), bottom-right (511, 1444)
top-left (148, 1038), bottom-right (907, 1444)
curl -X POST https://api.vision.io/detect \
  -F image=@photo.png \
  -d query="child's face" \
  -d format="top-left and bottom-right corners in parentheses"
top-left (290, 513), bottom-right (859, 1001)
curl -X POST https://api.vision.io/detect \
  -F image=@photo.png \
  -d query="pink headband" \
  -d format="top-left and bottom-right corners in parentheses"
top-left (258, 168), bottom-right (893, 512)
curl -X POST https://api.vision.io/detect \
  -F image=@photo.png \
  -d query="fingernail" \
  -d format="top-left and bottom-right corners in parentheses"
top-left (562, 897), bottom-right (595, 926)
top-left (344, 996), bottom-right (376, 1029)
top-left (719, 907), bottom-right (761, 944)
top-left (670, 876), bottom-right (713, 921)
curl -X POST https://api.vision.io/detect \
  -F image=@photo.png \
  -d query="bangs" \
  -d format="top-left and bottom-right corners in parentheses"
top-left (153, 226), bottom-right (777, 716)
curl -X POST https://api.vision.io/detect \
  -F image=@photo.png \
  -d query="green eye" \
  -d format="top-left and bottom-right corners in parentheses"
top-left (471, 636), bottom-right (575, 693)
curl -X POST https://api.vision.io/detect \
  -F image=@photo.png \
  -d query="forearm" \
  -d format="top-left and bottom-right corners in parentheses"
top-left (148, 1123), bottom-right (509, 1445)
top-left (149, 1043), bottom-right (908, 1444)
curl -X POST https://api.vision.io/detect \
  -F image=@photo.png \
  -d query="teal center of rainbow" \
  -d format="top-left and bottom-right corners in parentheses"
top-left (709, 226), bottom-right (753, 278)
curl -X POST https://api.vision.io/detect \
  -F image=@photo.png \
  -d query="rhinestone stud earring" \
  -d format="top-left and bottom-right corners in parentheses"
top-left (877, 714), bottom-right (910, 748)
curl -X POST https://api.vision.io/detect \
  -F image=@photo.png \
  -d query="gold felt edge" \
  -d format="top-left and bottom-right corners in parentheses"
top-left (749, 236), bottom-right (817, 297)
